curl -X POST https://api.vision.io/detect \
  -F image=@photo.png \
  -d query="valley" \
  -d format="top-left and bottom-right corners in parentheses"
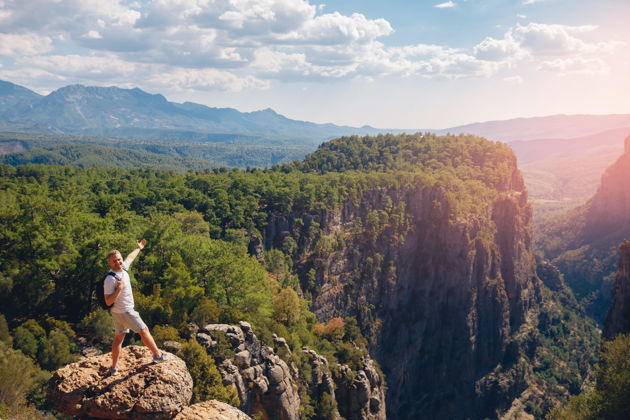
top-left (1, 80), bottom-right (630, 420)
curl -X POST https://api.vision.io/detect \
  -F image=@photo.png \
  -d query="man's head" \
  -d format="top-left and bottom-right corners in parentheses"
top-left (107, 250), bottom-right (124, 271)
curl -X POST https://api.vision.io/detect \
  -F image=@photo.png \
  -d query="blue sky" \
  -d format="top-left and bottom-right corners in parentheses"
top-left (1, 0), bottom-right (629, 128)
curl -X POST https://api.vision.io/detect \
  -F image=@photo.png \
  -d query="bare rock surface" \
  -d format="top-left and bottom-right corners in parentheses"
top-left (199, 322), bottom-right (300, 420)
top-left (174, 400), bottom-right (252, 420)
top-left (48, 345), bottom-right (192, 419)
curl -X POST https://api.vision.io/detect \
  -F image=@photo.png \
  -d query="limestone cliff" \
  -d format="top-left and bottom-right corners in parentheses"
top-left (603, 241), bottom-right (630, 339)
top-left (193, 321), bottom-right (387, 420)
top-left (585, 136), bottom-right (630, 242)
top-left (261, 170), bottom-right (540, 418)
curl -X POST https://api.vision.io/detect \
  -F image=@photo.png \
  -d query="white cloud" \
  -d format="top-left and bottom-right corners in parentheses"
top-left (0, 1), bottom-right (623, 91)
top-left (523, 0), bottom-right (547, 4)
top-left (8, 53), bottom-right (267, 92)
top-left (147, 68), bottom-right (270, 92)
top-left (83, 30), bottom-right (103, 39)
top-left (512, 23), bottom-right (601, 56)
top-left (473, 35), bottom-right (521, 61)
top-left (538, 56), bottom-right (608, 75)
top-left (281, 12), bottom-right (393, 44)
top-left (0, 33), bottom-right (54, 56)
top-left (434, 1), bottom-right (456, 8)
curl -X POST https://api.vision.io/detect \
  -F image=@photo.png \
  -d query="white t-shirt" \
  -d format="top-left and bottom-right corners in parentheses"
top-left (103, 261), bottom-right (135, 313)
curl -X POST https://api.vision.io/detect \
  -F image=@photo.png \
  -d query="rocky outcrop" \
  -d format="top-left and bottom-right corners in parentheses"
top-left (195, 322), bottom-right (387, 420)
top-left (334, 357), bottom-right (386, 420)
top-left (198, 321), bottom-right (300, 420)
top-left (603, 241), bottom-right (630, 340)
top-left (262, 160), bottom-right (540, 418)
top-left (174, 400), bottom-right (252, 420)
top-left (48, 346), bottom-right (191, 419)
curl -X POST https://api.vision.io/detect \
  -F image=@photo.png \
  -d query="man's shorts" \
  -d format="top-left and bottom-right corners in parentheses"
top-left (110, 310), bottom-right (147, 335)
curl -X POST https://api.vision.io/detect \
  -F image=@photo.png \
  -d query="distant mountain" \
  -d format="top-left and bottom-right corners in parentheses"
top-left (537, 135), bottom-right (630, 322)
top-left (512, 127), bottom-right (630, 200)
top-left (0, 80), bottom-right (42, 117)
top-left (438, 114), bottom-right (630, 142)
top-left (0, 81), bottom-right (387, 143)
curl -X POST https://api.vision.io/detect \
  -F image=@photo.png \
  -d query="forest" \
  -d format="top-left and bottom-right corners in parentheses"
top-left (0, 132), bottom-right (626, 419)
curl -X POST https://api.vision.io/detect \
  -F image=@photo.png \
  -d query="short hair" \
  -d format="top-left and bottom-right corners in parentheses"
top-left (107, 250), bottom-right (121, 261)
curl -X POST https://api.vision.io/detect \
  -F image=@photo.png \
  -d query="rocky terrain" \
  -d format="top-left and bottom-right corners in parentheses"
top-left (604, 240), bottom-right (630, 339)
top-left (48, 346), bottom-right (193, 419)
top-left (194, 321), bottom-right (386, 420)
top-left (260, 161), bottom-right (544, 418)
top-left (49, 322), bottom-right (386, 419)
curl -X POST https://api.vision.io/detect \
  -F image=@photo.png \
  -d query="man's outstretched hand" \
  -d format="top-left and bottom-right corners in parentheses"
top-left (137, 239), bottom-right (147, 250)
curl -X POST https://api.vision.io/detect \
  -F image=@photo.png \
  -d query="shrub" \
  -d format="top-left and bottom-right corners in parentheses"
top-left (178, 339), bottom-right (239, 406)
top-left (153, 325), bottom-right (182, 347)
top-left (80, 309), bottom-right (114, 346)
top-left (0, 342), bottom-right (41, 407)
top-left (191, 297), bottom-right (220, 327)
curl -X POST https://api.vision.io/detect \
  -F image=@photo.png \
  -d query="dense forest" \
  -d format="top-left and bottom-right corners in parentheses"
top-left (0, 131), bottom-right (314, 170)
top-left (0, 132), bottom-right (614, 419)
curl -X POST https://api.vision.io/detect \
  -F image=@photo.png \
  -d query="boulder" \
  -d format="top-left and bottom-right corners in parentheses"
top-left (174, 400), bottom-right (252, 420)
top-left (48, 346), bottom-right (192, 419)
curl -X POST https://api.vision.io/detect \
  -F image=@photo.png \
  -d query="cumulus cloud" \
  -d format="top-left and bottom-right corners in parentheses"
top-left (473, 35), bottom-right (521, 61)
top-left (512, 23), bottom-right (600, 56)
top-left (0, 32), bottom-right (53, 56)
top-left (0, 0), bottom-right (623, 91)
top-left (434, 1), bottom-right (456, 8)
top-left (537, 56), bottom-right (608, 75)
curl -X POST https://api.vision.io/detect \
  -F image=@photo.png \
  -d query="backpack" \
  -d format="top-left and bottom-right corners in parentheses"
top-left (96, 271), bottom-right (118, 310)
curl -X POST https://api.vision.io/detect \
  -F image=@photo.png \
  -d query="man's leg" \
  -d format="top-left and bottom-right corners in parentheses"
top-left (138, 327), bottom-right (161, 357)
top-left (111, 332), bottom-right (126, 368)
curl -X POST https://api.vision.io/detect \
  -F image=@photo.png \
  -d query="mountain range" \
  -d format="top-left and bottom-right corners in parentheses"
top-left (3, 79), bottom-right (630, 144)
top-left (0, 80), bottom-right (387, 144)
top-left (1, 79), bottom-right (630, 200)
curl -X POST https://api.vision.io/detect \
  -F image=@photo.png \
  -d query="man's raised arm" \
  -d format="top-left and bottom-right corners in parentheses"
top-left (124, 239), bottom-right (146, 267)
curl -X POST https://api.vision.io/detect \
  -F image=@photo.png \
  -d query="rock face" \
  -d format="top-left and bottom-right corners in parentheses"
top-left (334, 357), bottom-right (386, 420)
top-left (196, 322), bottom-right (386, 420)
top-left (586, 135), bottom-right (630, 240)
top-left (199, 322), bottom-right (300, 420)
top-left (603, 241), bottom-right (630, 340)
top-left (48, 346), bottom-right (191, 419)
top-left (262, 161), bottom-right (540, 418)
top-left (539, 133), bottom-right (630, 322)
top-left (174, 400), bottom-right (252, 420)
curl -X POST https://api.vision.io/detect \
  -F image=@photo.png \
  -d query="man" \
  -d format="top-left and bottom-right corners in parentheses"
top-left (104, 239), bottom-right (170, 375)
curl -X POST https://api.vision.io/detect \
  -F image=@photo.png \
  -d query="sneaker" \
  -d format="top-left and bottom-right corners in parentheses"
top-left (152, 353), bottom-right (171, 363)
top-left (108, 367), bottom-right (119, 376)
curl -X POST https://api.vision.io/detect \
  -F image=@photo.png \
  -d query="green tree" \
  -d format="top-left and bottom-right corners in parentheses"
top-left (0, 342), bottom-right (41, 407)
top-left (178, 339), bottom-right (239, 406)
top-left (191, 297), bottom-right (220, 327)
top-left (314, 392), bottom-right (337, 420)
top-left (0, 314), bottom-right (11, 345)
top-left (80, 310), bottom-right (114, 347)
top-left (12, 327), bottom-right (38, 359)
top-left (273, 287), bottom-right (301, 327)
top-left (37, 329), bottom-right (74, 371)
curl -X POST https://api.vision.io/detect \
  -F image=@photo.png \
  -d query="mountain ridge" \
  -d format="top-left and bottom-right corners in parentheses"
top-left (0, 80), bottom-right (389, 142)
top-left (4, 79), bottom-right (630, 146)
